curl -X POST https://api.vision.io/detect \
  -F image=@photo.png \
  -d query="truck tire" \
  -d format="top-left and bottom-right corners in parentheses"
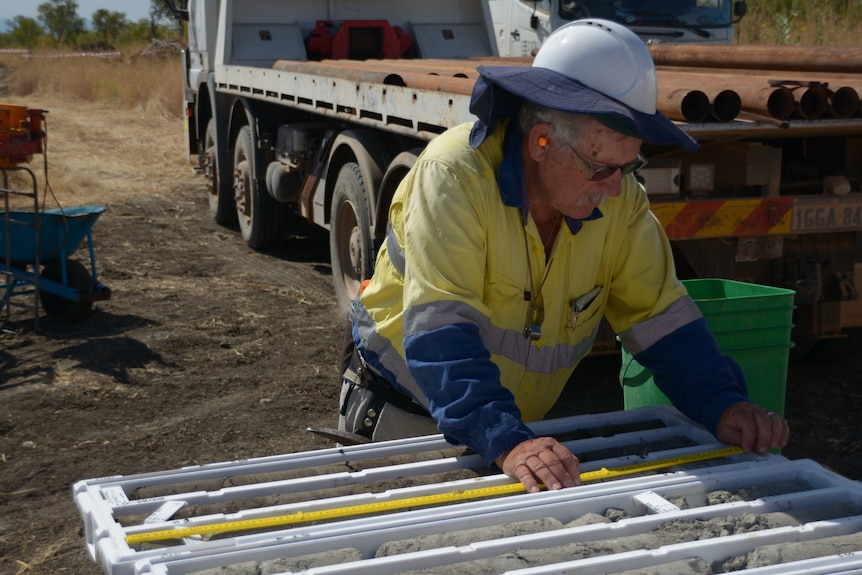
top-left (233, 125), bottom-right (285, 249)
top-left (205, 118), bottom-right (237, 225)
top-left (39, 259), bottom-right (94, 321)
top-left (330, 162), bottom-right (373, 318)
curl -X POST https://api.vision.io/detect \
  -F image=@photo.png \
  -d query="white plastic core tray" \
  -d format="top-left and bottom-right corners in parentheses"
top-left (72, 405), bottom-right (862, 575)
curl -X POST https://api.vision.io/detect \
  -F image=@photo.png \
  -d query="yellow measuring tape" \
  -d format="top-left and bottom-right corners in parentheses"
top-left (125, 445), bottom-right (743, 545)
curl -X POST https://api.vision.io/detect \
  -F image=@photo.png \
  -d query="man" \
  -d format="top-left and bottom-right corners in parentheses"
top-left (338, 19), bottom-right (789, 493)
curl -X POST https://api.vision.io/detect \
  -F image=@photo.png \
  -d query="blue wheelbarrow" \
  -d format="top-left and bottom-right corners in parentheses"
top-left (1, 205), bottom-right (111, 322)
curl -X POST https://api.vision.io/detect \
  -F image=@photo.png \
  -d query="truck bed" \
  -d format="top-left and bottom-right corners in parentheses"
top-left (216, 50), bottom-right (862, 143)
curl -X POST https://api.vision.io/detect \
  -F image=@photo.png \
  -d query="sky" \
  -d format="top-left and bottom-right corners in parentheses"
top-left (0, 1), bottom-right (152, 24)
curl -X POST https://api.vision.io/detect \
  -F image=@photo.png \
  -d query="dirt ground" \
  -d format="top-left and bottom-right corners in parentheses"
top-left (1, 95), bottom-right (861, 575)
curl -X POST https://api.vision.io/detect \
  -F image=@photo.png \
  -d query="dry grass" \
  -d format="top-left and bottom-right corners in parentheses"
top-left (0, 91), bottom-right (193, 212)
top-left (0, 51), bottom-right (186, 211)
top-left (739, 0), bottom-right (862, 45)
top-left (5, 53), bottom-right (182, 119)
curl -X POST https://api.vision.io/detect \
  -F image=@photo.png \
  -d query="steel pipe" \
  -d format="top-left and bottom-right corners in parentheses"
top-left (273, 60), bottom-right (393, 84)
top-left (734, 85), bottom-right (796, 120)
top-left (656, 64), bottom-right (862, 82)
top-left (387, 73), bottom-right (474, 94)
top-left (658, 70), bottom-right (823, 120)
top-left (788, 85), bottom-right (830, 119)
top-left (649, 44), bottom-right (862, 75)
top-left (709, 89), bottom-right (742, 122)
top-left (287, 58), bottom-right (479, 79)
top-left (365, 58), bottom-right (480, 78)
top-left (829, 86), bottom-right (861, 118)
top-left (273, 60), bottom-right (476, 94)
top-left (830, 86), bottom-right (860, 118)
top-left (658, 88), bottom-right (710, 122)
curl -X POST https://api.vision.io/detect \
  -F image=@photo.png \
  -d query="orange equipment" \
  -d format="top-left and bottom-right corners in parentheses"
top-left (0, 105), bottom-right (45, 168)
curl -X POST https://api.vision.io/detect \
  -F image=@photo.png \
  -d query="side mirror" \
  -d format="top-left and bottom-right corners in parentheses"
top-left (734, 1), bottom-right (748, 18)
top-left (530, 14), bottom-right (539, 29)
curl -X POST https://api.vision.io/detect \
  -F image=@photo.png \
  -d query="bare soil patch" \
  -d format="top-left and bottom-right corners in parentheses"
top-left (0, 96), bottom-right (860, 575)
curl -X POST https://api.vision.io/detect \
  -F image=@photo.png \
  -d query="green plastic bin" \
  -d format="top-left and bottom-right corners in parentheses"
top-left (620, 278), bottom-right (795, 417)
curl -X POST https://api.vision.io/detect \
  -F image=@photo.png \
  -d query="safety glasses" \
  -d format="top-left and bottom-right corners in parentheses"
top-left (568, 144), bottom-right (647, 181)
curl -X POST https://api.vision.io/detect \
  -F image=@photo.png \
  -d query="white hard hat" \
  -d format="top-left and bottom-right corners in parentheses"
top-left (532, 19), bottom-right (658, 114)
top-left (469, 19), bottom-right (698, 152)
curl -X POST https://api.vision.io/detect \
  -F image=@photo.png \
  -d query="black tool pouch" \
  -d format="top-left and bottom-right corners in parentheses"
top-left (339, 343), bottom-right (430, 439)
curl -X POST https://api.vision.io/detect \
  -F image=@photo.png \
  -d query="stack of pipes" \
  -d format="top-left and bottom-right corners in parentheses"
top-left (273, 45), bottom-right (862, 125)
top-left (650, 44), bottom-right (862, 123)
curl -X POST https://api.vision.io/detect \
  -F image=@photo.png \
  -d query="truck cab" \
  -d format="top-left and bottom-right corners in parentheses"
top-left (490, 0), bottom-right (747, 56)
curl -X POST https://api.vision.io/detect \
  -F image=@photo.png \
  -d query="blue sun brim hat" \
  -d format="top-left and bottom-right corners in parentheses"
top-left (468, 65), bottom-right (699, 153)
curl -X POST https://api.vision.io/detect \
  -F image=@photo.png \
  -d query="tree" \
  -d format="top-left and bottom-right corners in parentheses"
top-left (150, 0), bottom-right (174, 23)
top-left (8, 16), bottom-right (43, 51)
top-left (37, 0), bottom-right (85, 49)
top-left (125, 18), bottom-right (154, 44)
top-left (149, 0), bottom-right (184, 40)
top-left (91, 9), bottom-right (128, 46)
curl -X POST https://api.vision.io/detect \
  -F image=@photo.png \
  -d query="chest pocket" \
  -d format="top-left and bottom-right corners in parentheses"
top-left (550, 284), bottom-right (605, 354)
top-left (568, 286), bottom-right (603, 331)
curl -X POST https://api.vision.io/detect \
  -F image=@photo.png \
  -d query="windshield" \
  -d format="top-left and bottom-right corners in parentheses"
top-left (559, 0), bottom-right (732, 27)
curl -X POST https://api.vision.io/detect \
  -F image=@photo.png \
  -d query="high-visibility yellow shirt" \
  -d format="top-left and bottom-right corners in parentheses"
top-left (352, 119), bottom-right (703, 463)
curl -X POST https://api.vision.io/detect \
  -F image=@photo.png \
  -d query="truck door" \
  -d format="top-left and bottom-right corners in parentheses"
top-left (186, 0), bottom-right (218, 89)
top-left (490, 0), bottom-right (551, 57)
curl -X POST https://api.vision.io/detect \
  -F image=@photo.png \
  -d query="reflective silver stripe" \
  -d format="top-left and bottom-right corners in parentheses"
top-left (353, 300), bottom-right (428, 408)
top-left (617, 296), bottom-right (703, 355)
top-left (385, 223), bottom-right (406, 277)
top-left (404, 299), bottom-right (597, 375)
top-left (402, 298), bottom-right (489, 336)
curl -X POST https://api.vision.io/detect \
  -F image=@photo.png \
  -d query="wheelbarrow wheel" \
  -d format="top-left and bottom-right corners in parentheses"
top-left (39, 259), bottom-right (95, 322)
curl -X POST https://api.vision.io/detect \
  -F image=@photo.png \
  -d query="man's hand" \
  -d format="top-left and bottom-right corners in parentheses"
top-left (715, 401), bottom-right (790, 454)
top-left (495, 437), bottom-right (580, 493)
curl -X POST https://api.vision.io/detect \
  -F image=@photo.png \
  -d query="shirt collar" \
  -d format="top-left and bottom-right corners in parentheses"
top-left (496, 120), bottom-right (602, 236)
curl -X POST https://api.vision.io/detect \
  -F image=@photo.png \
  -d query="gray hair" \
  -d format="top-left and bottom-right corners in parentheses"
top-left (518, 102), bottom-right (592, 150)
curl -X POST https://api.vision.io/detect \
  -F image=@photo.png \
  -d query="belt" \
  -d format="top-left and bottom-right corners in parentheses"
top-left (343, 359), bottom-right (430, 418)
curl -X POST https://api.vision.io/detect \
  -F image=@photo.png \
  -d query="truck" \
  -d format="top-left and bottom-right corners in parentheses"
top-left (489, 0), bottom-right (749, 56)
top-left (168, 0), bottom-right (862, 354)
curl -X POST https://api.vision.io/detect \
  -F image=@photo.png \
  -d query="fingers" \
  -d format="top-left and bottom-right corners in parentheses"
top-left (749, 407), bottom-right (790, 453)
top-left (764, 409), bottom-right (790, 450)
top-left (741, 405), bottom-right (765, 453)
top-left (753, 409), bottom-right (774, 453)
top-left (552, 441), bottom-right (582, 485)
top-left (495, 437), bottom-right (580, 493)
top-left (716, 401), bottom-right (790, 454)
top-left (511, 457), bottom-right (542, 493)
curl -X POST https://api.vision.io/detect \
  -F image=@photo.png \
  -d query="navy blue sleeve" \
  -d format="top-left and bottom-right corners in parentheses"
top-left (404, 322), bottom-right (535, 466)
top-left (632, 317), bottom-right (749, 435)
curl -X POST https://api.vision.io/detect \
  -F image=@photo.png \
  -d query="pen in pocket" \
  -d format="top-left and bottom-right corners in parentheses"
top-left (570, 286), bottom-right (602, 330)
